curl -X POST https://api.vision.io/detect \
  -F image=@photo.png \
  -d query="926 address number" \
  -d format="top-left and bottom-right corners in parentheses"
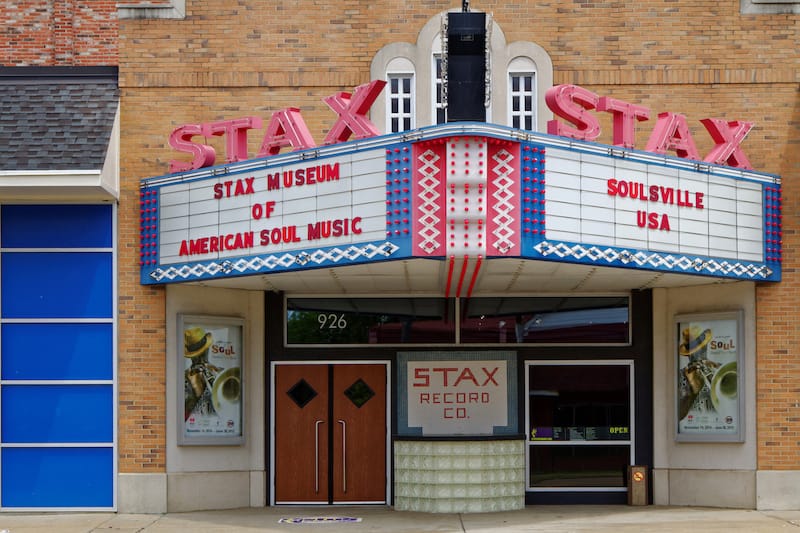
top-left (318, 313), bottom-right (347, 330)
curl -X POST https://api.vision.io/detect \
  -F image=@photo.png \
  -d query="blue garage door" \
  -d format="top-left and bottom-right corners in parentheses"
top-left (0, 204), bottom-right (115, 509)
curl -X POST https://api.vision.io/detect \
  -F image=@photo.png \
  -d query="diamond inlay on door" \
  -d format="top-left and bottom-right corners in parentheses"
top-left (343, 378), bottom-right (375, 408)
top-left (287, 378), bottom-right (318, 408)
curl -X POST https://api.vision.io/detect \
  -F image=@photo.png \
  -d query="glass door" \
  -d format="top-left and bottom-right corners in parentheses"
top-left (525, 361), bottom-right (633, 493)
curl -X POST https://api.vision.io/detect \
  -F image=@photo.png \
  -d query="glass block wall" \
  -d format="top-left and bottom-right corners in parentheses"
top-left (0, 205), bottom-right (116, 509)
top-left (394, 440), bottom-right (525, 512)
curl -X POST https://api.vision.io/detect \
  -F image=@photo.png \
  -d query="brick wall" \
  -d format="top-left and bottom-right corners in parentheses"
top-left (0, 1), bottom-right (118, 66)
top-left (117, 0), bottom-right (798, 472)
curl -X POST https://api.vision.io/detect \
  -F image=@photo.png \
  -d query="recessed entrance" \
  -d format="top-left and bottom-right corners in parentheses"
top-left (273, 363), bottom-right (387, 504)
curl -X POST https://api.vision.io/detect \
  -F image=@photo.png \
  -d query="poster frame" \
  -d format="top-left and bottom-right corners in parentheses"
top-left (674, 310), bottom-right (744, 443)
top-left (177, 314), bottom-right (245, 446)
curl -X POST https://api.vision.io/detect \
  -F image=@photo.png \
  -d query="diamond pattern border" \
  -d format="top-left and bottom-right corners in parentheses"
top-left (148, 241), bottom-right (400, 282)
top-left (534, 240), bottom-right (775, 279)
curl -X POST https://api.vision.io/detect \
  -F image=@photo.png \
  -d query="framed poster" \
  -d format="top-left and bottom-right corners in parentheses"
top-left (178, 315), bottom-right (244, 445)
top-left (675, 311), bottom-right (744, 442)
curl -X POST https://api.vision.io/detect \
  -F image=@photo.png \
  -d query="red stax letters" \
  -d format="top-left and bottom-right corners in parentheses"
top-left (645, 112), bottom-right (701, 161)
top-left (597, 96), bottom-right (651, 149)
top-left (700, 118), bottom-right (754, 170)
top-left (202, 116), bottom-right (262, 164)
top-left (167, 81), bottom-right (386, 173)
top-left (169, 124), bottom-right (216, 173)
top-left (256, 108), bottom-right (316, 157)
top-left (322, 80), bottom-right (387, 145)
top-left (545, 83), bottom-right (754, 169)
top-left (545, 84), bottom-right (601, 141)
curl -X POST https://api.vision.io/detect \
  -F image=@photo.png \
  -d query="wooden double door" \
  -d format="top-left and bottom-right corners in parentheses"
top-left (274, 363), bottom-right (387, 504)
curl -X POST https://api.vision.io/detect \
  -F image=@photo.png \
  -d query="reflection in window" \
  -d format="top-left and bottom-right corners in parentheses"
top-left (461, 296), bottom-right (629, 344)
top-left (529, 445), bottom-right (629, 488)
top-left (527, 363), bottom-right (632, 489)
top-left (286, 298), bottom-right (455, 344)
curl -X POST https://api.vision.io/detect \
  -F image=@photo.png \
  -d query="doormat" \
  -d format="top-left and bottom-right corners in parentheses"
top-left (278, 516), bottom-right (362, 524)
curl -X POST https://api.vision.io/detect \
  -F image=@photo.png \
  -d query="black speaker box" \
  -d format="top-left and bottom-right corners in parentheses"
top-left (446, 12), bottom-right (486, 122)
top-left (447, 12), bottom-right (486, 55)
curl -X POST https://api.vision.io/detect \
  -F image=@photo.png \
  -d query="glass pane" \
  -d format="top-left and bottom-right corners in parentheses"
top-left (529, 364), bottom-right (630, 440)
top-left (287, 297), bottom-right (455, 344)
top-left (2, 384), bottom-right (113, 443)
top-left (437, 108), bottom-right (446, 124)
top-left (529, 445), bottom-right (629, 488)
top-left (403, 77), bottom-right (411, 92)
top-left (525, 116), bottom-right (532, 131)
top-left (512, 76), bottom-right (520, 91)
top-left (403, 98), bottom-right (411, 113)
top-left (2, 252), bottom-right (113, 318)
top-left (287, 378), bottom-right (318, 408)
top-left (344, 378), bottom-right (375, 408)
top-left (460, 297), bottom-right (629, 344)
top-left (1, 204), bottom-right (112, 248)
top-left (391, 99), bottom-right (398, 113)
top-left (525, 95), bottom-right (532, 111)
top-left (513, 96), bottom-right (520, 112)
top-left (513, 116), bottom-right (521, 129)
top-left (390, 77), bottom-right (398, 92)
top-left (404, 118), bottom-right (411, 130)
top-left (2, 323), bottom-right (113, 380)
top-left (391, 118), bottom-right (399, 132)
top-left (525, 75), bottom-right (533, 91)
top-left (2, 447), bottom-right (113, 507)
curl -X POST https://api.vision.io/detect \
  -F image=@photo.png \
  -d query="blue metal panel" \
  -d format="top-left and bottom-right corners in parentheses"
top-left (1, 252), bottom-right (113, 318)
top-left (1, 204), bottom-right (113, 248)
top-left (1, 447), bottom-right (113, 508)
top-left (1, 323), bottom-right (113, 380)
top-left (1, 385), bottom-right (113, 443)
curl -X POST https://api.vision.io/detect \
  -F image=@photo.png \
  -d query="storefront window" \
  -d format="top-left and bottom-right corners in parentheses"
top-left (526, 362), bottom-right (633, 490)
top-left (286, 296), bottom-right (629, 345)
top-left (461, 296), bottom-right (629, 344)
top-left (286, 297), bottom-right (455, 344)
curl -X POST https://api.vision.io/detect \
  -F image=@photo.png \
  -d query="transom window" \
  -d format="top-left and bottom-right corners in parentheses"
top-left (285, 296), bottom-right (630, 346)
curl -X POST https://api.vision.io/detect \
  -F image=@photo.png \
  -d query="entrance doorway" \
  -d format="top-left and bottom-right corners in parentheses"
top-left (273, 363), bottom-right (387, 504)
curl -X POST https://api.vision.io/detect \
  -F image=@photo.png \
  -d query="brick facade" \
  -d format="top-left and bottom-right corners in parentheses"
top-left (3, 0), bottom-right (799, 483)
top-left (0, 1), bottom-right (118, 65)
top-left (118, 1), bottom-right (799, 473)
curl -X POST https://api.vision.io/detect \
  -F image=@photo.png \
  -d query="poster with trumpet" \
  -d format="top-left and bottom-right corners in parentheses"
top-left (179, 315), bottom-right (244, 445)
top-left (675, 311), bottom-right (743, 442)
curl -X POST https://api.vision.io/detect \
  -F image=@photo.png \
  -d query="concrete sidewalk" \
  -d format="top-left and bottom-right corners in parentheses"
top-left (2, 506), bottom-right (800, 533)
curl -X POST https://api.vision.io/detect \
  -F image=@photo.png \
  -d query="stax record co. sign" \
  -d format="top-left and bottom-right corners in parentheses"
top-left (138, 80), bottom-right (781, 286)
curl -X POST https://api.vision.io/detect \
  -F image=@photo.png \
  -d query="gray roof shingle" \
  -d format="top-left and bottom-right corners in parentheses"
top-left (0, 67), bottom-right (119, 171)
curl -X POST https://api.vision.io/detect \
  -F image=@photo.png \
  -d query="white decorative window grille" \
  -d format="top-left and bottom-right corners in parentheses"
top-left (509, 72), bottom-right (535, 131)
top-left (388, 74), bottom-right (414, 132)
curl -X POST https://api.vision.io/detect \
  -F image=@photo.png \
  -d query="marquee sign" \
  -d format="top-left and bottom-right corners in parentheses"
top-left (139, 123), bottom-right (781, 285)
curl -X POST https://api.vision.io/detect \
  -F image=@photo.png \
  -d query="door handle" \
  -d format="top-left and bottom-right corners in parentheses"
top-left (315, 419), bottom-right (324, 493)
top-left (338, 419), bottom-right (347, 493)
